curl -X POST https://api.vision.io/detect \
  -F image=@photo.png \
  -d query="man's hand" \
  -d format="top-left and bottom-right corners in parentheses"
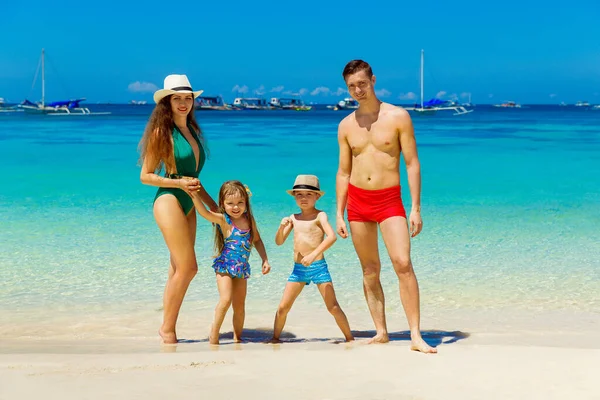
top-left (409, 210), bottom-right (423, 237)
top-left (336, 215), bottom-right (348, 239)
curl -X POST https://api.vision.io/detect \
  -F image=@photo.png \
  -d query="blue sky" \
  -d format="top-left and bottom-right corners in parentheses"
top-left (1, 0), bottom-right (599, 104)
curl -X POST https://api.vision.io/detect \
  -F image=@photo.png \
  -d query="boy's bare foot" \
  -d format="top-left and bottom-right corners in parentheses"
top-left (367, 333), bottom-right (389, 344)
top-left (410, 337), bottom-right (437, 354)
top-left (159, 328), bottom-right (177, 344)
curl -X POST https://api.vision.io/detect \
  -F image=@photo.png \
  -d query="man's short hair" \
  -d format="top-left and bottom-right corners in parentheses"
top-left (342, 60), bottom-right (373, 80)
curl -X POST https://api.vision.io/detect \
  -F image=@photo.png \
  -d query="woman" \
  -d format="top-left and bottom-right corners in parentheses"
top-left (138, 74), bottom-right (218, 344)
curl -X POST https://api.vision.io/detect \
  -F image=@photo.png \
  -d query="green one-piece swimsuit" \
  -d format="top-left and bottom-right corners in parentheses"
top-left (154, 124), bottom-right (206, 215)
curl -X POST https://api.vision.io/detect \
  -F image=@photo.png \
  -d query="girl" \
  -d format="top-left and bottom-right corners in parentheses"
top-left (190, 180), bottom-right (271, 344)
top-left (138, 74), bottom-right (218, 344)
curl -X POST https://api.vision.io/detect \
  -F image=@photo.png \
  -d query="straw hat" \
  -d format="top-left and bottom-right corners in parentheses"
top-left (286, 174), bottom-right (325, 197)
top-left (153, 74), bottom-right (203, 104)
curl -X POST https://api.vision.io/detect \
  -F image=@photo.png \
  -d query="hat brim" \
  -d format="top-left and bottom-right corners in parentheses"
top-left (153, 89), bottom-right (204, 104)
top-left (286, 189), bottom-right (325, 197)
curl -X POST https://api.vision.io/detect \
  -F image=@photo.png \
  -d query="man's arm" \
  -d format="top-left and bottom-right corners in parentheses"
top-left (335, 120), bottom-right (352, 222)
top-left (398, 109), bottom-right (423, 236)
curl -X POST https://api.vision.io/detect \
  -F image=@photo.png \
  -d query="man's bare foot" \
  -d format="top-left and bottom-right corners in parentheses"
top-left (159, 328), bottom-right (177, 344)
top-left (410, 337), bottom-right (437, 354)
top-left (367, 333), bottom-right (389, 344)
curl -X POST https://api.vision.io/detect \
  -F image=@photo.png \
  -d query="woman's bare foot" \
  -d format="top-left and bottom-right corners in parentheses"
top-left (233, 336), bottom-right (245, 343)
top-left (367, 333), bottom-right (389, 344)
top-left (410, 337), bottom-right (437, 354)
top-left (267, 337), bottom-right (282, 344)
top-left (159, 328), bottom-right (177, 344)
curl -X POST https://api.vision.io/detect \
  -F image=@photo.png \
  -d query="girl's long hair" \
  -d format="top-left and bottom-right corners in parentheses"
top-left (214, 180), bottom-right (258, 256)
top-left (137, 95), bottom-right (206, 174)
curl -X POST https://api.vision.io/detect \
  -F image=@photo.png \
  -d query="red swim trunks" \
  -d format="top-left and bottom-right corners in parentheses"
top-left (347, 183), bottom-right (407, 223)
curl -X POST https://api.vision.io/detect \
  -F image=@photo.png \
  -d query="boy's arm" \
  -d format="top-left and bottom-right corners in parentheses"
top-left (275, 215), bottom-right (293, 245)
top-left (306, 212), bottom-right (337, 260)
top-left (190, 191), bottom-right (225, 225)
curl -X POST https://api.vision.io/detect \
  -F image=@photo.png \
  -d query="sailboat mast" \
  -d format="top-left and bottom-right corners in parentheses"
top-left (41, 48), bottom-right (45, 108)
top-left (420, 49), bottom-right (424, 109)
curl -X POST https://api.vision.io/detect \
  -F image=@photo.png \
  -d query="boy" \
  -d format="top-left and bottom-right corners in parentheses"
top-left (270, 174), bottom-right (354, 343)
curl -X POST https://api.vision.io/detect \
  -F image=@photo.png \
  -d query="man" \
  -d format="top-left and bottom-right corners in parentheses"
top-left (335, 59), bottom-right (436, 353)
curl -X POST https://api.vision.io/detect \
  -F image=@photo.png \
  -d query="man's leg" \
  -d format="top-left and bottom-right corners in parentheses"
top-left (349, 221), bottom-right (388, 343)
top-left (379, 216), bottom-right (436, 353)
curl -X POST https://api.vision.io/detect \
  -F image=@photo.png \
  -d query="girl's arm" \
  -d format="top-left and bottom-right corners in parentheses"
top-left (190, 191), bottom-right (226, 225)
top-left (275, 215), bottom-right (293, 245)
top-left (253, 229), bottom-right (271, 275)
top-left (196, 183), bottom-right (219, 212)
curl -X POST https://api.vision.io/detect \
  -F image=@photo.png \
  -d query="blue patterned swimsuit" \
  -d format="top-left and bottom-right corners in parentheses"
top-left (212, 214), bottom-right (252, 279)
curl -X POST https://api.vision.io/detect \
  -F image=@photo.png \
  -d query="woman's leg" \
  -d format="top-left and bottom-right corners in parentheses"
top-left (154, 195), bottom-right (198, 344)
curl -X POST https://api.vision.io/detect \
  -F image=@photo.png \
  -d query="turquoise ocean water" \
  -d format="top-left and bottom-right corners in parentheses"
top-left (1, 105), bottom-right (599, 342)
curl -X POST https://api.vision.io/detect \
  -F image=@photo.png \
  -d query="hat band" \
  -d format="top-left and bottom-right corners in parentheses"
top-left (170, 86), bottom-right (193, 91)
top-left (293, 184), bottom-right (320, 191)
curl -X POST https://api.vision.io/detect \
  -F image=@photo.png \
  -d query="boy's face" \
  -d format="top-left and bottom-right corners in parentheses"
top-left (294, 190), bottom-right (319, 210)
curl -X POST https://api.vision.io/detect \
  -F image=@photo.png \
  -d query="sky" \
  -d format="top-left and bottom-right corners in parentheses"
top-left (1, 0), bottom-right (600, 104)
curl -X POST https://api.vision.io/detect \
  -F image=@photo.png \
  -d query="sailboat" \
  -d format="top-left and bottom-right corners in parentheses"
top-left (405, 50), bottom-right (473, 116)
top-left (19, 49), bottom-right (110, 116)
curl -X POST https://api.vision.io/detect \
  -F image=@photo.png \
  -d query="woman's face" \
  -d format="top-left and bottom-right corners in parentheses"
top-left (170, 93), bottom-right (194, 117)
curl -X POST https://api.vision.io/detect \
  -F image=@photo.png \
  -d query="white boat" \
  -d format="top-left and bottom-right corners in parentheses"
top-left (333, 97), bottom-right (358, 110)
top-left (270, 97), bottom-right (312, 111)
top-left (232, 97), bottom-right (270, 110)
top-left (575, 101), bottom-right (590, 107)
top-left (0, 98), bottom-right (23, 113)
top-left (18, 49), bottom-right (110, 116)
top-left (405, 50), bottom-right (473, 116)
top-left (493, 101), bottom-right (521, 108)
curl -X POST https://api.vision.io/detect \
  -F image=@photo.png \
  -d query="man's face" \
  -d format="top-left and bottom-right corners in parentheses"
top-left (345, 70), bottom-right (375, 102)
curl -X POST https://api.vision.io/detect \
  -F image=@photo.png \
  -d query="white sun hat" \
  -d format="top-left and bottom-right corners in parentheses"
top-left (153, 74), bottom-right (204, 104)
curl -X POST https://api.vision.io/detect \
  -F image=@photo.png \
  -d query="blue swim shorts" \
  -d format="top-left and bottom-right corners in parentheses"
top-left (287, 259), bottom-right (332, 285)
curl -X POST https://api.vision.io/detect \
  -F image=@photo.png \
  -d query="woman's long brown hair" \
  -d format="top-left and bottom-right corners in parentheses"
top-left (137, 95), bottom-right (206, 174)
top-left (213, 181), bottom-right (258, 257)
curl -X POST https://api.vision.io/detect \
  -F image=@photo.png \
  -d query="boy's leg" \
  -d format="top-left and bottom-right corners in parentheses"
top-left (316, 282), bottom-right (354, 342)
top-left (271, 282), bottom-right (305, 342)
top-left (231, 278), bottom-right (248, 343)
top-left (210, 273), bottom-right (233, 345)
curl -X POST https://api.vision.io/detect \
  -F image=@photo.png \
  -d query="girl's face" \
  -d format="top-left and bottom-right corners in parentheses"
top-left (170, 93), bottom-right (194, 117)
top-left (223, 193), bottom-right (246, 218)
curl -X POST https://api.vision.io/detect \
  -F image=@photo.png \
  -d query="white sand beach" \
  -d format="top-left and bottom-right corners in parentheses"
top-left (2, 305), bottom-right (599, 400)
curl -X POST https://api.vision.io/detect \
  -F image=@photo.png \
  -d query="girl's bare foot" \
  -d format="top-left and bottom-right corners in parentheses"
top-left (159, 328), bottom-right (177, 344)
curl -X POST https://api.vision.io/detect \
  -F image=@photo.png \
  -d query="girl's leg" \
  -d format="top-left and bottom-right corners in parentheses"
top-left (210, 273), bottom-right (234, 345)
top-left (271, 282), bottom-right (305, 342)
top-left (317, 282), bottom-right (354, 342)
top-left (231, 278), bottom-right (248, 342)
top-left (154, 196), bottom-right (198, 344)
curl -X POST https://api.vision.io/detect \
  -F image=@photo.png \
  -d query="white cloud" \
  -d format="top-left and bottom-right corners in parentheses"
top-left (299, 88), bottom-right (308, 96)
top-left (270, 85), bottom-right (284, 93)
top-left (549, 93), bottom-right (557, 98)
top-left (375, 89), bottom-right (391, 98)
top-left (435, 91), bottom-right (447, 98)
top-left (398, 92), bottom-right (416, 100)
top-left (333, 87), bottom-right (348, 96)
top-left (128, 81), bottom-right (158, 93)
top-left (254, 85), bottom-right (266, 95)
top-left (232, 85), bottom-right (249, 94)
top-left (311, 86), bottom-right (331, 96)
